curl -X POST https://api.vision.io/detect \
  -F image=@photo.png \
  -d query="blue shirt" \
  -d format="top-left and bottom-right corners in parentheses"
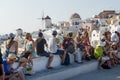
top-left (3, 60), bottom-right (10, 73)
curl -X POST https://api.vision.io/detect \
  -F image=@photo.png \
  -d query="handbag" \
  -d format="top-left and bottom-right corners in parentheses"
top-left (25, 62), bottom-right (33, 74)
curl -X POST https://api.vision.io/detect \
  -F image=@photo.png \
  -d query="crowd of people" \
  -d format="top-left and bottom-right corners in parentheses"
top-left (0, 26), bottom-right (120, 80)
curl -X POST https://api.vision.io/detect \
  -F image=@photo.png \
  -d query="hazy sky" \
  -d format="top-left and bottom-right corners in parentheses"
top-left (0, 0), bottom-right (119, 34)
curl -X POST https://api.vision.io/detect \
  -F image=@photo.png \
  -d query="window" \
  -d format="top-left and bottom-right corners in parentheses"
top-left (75, 22), bottom-right (79, 25)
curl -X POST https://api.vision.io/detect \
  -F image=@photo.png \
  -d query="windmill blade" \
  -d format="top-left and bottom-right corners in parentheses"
top-left (37, 18), bottom-right (42, 20)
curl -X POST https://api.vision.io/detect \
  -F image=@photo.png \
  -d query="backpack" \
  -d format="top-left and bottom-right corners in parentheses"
top-left (62, 37), bottom-right (75, 54)
top-left (63, 53), bottom-right (70, 65)
top-left (66, 44), bottom-right (75, 54)
top-left (62, 37), bottom-right (70, 49)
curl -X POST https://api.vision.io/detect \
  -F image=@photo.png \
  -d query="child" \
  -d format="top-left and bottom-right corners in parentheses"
top-left (109, 42), bottom-right (120, 65)
top-left (94, 41), bottom-right (111, 69)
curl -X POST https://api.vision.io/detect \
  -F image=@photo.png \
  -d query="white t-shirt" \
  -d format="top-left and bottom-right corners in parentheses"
top-left (111, 32), bottom-right (119, 42)
top-left (48, 37), bottom-right (57, 53)
top-left (116, 26), bottom-right (120, 33)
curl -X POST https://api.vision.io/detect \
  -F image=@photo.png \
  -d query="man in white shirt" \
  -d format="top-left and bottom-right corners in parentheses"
top-left (48, 30), bottom-right (66, 64)
top-left (111, 31), bottom-right (119, 43)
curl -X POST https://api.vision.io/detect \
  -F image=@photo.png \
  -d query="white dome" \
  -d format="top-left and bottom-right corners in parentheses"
top-left (70, 13), bottom-right (81, 20)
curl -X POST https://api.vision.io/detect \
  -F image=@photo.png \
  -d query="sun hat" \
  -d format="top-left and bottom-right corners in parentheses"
top-left (38, 32), bottom-right (43, 37)
top-left (52, 30), bottom-right (57, 35)
top-left (9, 33), bottom-right (15, 38)
top-left (7, 54), bottom-right (16, 60)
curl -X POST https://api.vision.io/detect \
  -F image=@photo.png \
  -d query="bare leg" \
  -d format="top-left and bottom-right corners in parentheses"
top-left (17, 70), bottom-right (25, 80)
top-left (47, 54), bottom-right (54, 68)
top-left (28, 55), bottom-right (33, 66)
top-left (62, 51), bottom-right (66, 63)
top-left (19, 58), bottom-right (28, 67)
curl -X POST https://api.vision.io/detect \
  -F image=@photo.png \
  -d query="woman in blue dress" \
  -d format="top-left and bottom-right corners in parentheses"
top-left (22, 33), bottom-right (36, 66)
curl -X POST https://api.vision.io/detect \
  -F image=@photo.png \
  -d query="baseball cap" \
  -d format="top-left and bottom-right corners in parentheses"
top-left (38, 32), bottom-right (43, 37)
top-left (9, 33), bottom-right (15, 38)
top-left (52, 30), bottom-right (57, 35)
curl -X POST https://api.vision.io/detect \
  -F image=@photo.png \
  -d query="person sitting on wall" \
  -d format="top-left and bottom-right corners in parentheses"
top-left (3, 54), bottom-right (25, 80)
top-left (35, 32), bottom-right (54, 69)
top-left (94, 41), bottom-right (111, 69)
top-left (48, 30), bottom-right (66, 66)
top-left (3, 33), bottom-right (18, 59)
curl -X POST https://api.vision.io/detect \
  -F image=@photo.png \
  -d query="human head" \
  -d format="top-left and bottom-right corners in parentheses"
top-left (25, 33), bottom-right (32, 40)
top-left (38, 32), bottom-right (43, 37)
top-left (67, 32), bottom-right (73, 38)
top-left (8, 33), bottom-right (15, 39)
top-left (52, 30), bottom-right (57, 36)
top-left (7, 54), bottom-right (16, 64)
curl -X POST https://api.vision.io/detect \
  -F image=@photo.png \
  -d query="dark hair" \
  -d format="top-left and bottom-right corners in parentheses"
top-left (52, 30), bottom-right (57, 35)
top-left (38, 32), bottom-right (43, 37)
top-left (6, 38), bottom-right (14, 49)
top-left (68, 32), bottom-right (73, 37)
top-left (25, 33), bottom-right (32, 39)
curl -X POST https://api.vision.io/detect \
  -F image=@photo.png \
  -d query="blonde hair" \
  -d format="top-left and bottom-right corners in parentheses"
top-left (82, 31), bottom-right (88, 38)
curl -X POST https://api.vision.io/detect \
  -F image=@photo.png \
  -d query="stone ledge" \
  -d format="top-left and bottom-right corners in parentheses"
top-left (26, 60), bottom-right (98, 80)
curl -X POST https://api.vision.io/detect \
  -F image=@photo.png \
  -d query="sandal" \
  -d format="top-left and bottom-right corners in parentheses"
top-left (47, 66), bottom-right (53, 69)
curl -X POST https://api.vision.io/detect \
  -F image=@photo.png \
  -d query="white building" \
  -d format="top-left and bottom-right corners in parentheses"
top-left (43, 16), bottom-right (52, 29)
top-left (69, 13), bottom-right (82, 26)
top-left (61, 13), bottom-right (83, 33)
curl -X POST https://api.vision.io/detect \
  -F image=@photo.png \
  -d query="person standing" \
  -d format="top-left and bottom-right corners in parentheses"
top-left (22, 33), bottom-right (36, 66)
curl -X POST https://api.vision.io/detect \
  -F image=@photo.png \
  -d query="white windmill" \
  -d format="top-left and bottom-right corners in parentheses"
top-left (37, 12), bottom-right (52, 30)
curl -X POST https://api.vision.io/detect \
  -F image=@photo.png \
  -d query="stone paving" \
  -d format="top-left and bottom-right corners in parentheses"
top-left (67, 65), bottom-right (120, 80)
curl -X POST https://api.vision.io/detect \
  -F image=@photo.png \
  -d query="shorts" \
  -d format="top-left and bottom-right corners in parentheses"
top-left (38, 52), bottom-right (50, 57)
top-left (77, 44), bottom-right (85, 51)
top-left (22, 52), bottom-right (31, 59)
top-left (54, 50), bottom-right (64, 55)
